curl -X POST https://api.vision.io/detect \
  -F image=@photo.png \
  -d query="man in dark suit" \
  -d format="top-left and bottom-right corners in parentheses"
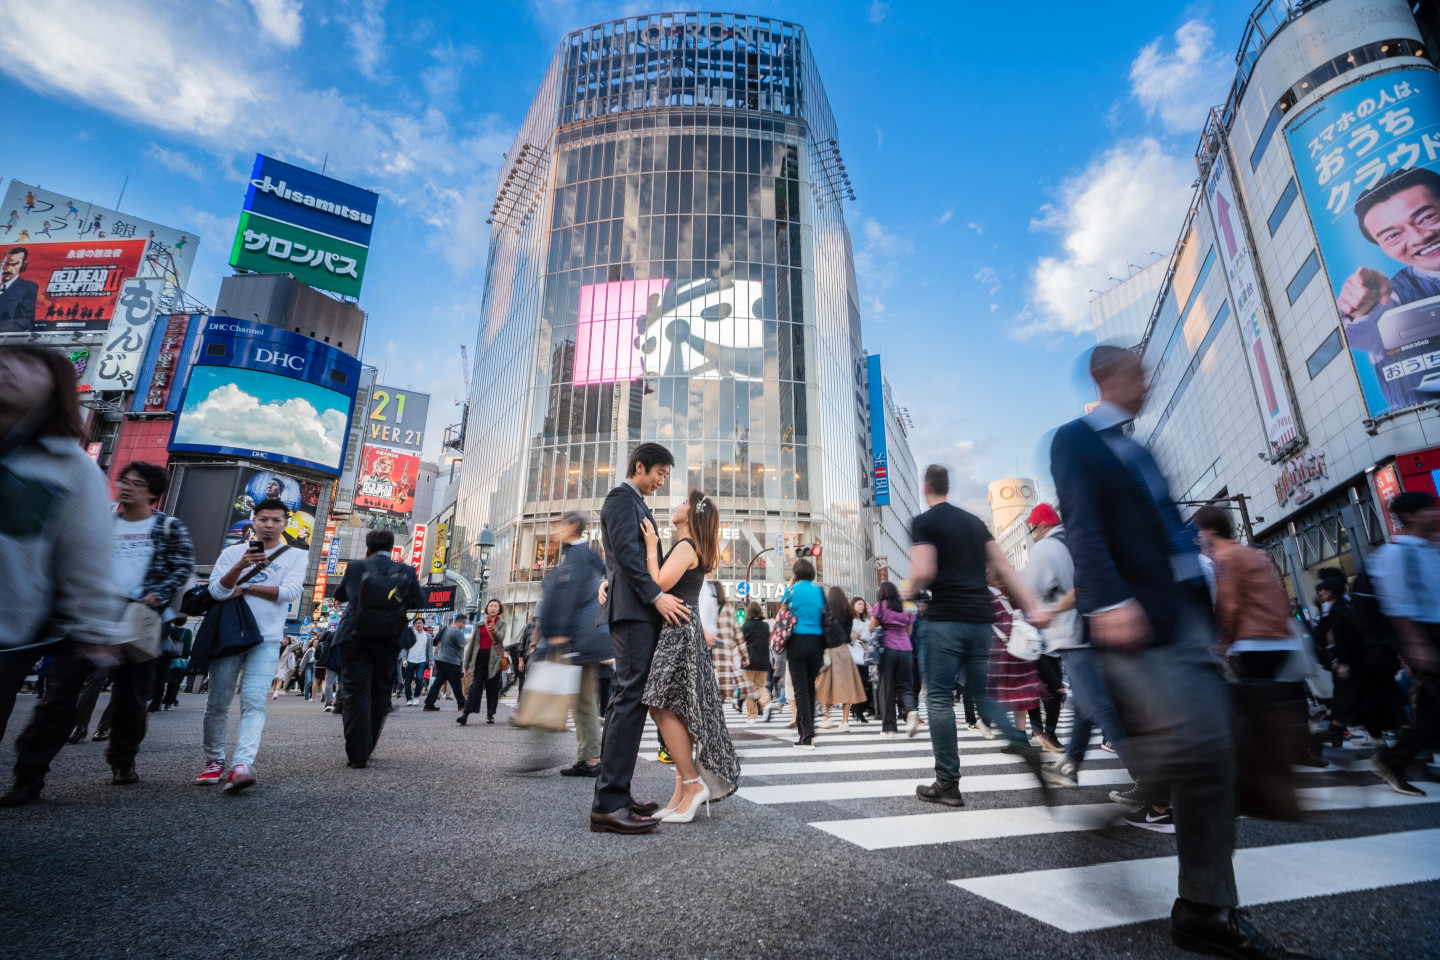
top-left (0, 247), bottom-right (39, 333)
top-left (1051, 346), bottom-right (1310, 960)
top-left (332, 529), bottom-right (425, 769)
top-left (589, 442), bottom-right (690, 834)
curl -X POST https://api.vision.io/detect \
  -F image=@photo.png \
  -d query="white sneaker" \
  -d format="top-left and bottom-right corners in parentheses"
top-left (906, 711), bottom-right (921, 738)
top-left (406, 699), bottom-right (417, 706)
top-left (981, 723), bottom-right (997, 740)
top-left (817, 715), bottom-right (833, 729)
top-left (838, 722), bottom-right (850, 733)
top-left (880, 730), bottom-right (896, 739)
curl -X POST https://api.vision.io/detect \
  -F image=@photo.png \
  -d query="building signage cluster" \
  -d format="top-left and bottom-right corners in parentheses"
top-left (1203, 144), bottom-right (1299, 458)
top-left (1283, 68), bottom-right (1440, 418)
top-left (230, 155), bottom-right (378, 299)
top-left (1274, 450), bottom-right (1329, 507)
top-left (312, 518), bottom-right (339, 607)
top-left (0, 181), bottom-right (198, 289)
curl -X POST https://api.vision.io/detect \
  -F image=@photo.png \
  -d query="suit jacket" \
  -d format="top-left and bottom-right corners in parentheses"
top-left (1050, 417), bottom-right (1187, 647)
top-left (599, 482), bottom-right (663, 624)
top-left (537, 540), bottom-right (613, 664)
top-left (0, 277), bottom-right (38, 333)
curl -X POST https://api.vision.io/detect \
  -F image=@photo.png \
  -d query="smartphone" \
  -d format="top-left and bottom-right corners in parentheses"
top-left (248, 538), bottom-right (263, 554)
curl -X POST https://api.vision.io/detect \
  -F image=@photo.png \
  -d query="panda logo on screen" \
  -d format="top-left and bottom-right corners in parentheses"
top-left (637, 278), bottom-right (767, 381)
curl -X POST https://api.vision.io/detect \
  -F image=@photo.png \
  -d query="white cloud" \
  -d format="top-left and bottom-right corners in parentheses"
top-left (1020, 137), bottom-right (1191, 337)
top-left (249, 0), bottom-right (304, 47)
top-left (851, 216), bottom-right (913, 321)
top-left (1130, 20), bottom-right (1231, 135)
top-left (875, 125), bottom-right (884, 149)
top-left (967, 222), bottom-right (983, 235)
top-left (348, 0), bottom-right (387, 78)
top-left (868, 1), bottom-right (889, 24)
top-left (974, 266), bottom-right (1000, 287)
top-left (0, 0), bottom-right (512, 274)
top-left (145, 144), bottom-right (205, 179)
top-left (934, 208), bottom-right (953, 226)
top-left (177, 382), bottom-right (348, 467)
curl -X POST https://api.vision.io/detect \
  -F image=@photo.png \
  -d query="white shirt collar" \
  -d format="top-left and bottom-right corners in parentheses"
top-left (1083, 400), bottom-right (1136, 432)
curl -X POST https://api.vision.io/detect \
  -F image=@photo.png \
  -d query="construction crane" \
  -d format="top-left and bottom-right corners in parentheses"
top-left (443, 344), bottom-right (472, 452)
top-left (457, 344), bottom-right (471, 405)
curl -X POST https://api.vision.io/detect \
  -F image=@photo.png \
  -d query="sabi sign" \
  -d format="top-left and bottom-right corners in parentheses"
top-left (1275, 451), bottom-right (1329, 507)
top-left (0, 239), bottom-right (146, 334)
top-left (91, 277), bottom-right (161, 391)
top-left (229, 212), bottom-right (368, 299)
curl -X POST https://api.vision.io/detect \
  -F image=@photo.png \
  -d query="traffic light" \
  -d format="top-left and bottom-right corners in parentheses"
top-left (795, 543), bottom-right (822, 558)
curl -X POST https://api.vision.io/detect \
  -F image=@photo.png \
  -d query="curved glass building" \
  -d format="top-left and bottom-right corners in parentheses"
top-left (455, 12), bottom-right (872, 623)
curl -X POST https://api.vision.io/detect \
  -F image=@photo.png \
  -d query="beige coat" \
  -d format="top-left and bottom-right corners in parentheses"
top-left (462, 616), bottom-right (509, 679)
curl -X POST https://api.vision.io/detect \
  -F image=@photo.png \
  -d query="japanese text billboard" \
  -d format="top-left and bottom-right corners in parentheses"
top-left (1204, 145), bottom-right (1299, 457)
top-left (0, 238), bottom-right (145, 334)
top-left (1, 181), bottom-right (197, 289)
top-left (91, 277), bottom-right (161, 391)
top-left (229, 212), bottom-right (368, 299)
top-left (354, 445), bottom-right (420, 517)
top-left (365, 385), bottom-right (429, 454)
top-left (1284, 68), bottom-right (1440, 416)
top-left (169, 319), bottom-right (361, 475)
top-left (131, 313), bottom-right (204, 412)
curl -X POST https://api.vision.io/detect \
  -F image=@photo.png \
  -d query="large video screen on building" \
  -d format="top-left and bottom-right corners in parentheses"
top-left (169, 320), bottom-right (361, 475)
top-left (1284, 68), bottom-right (1440, 417)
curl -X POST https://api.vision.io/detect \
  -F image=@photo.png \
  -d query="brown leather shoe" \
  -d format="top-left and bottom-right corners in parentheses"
top-left (628, 798), bottom-right (661, 817)
top-left (590, 808), bottom-right (659, 834)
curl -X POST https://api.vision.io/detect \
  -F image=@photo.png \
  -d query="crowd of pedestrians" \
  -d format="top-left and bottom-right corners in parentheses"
top-left (3, 340), bottom-right (1439, 960)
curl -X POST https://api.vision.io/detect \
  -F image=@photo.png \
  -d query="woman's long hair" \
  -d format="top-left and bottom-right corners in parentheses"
top-left (826, 585), bottom-right (854, 633)
top-left (877, 580), bottom-right (904, 614)
top-left (0, 344), bottom-right (84, 439)
top-left (687, 488), bottom-right (719, 573)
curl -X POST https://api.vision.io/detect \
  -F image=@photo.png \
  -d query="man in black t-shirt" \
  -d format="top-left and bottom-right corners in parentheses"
top-left (907, 464), bottom-right (1051, 807)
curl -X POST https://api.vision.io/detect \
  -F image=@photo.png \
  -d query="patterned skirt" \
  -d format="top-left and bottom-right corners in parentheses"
top-left (987, 636), bottom-right (1045, 710)
top-left (643, 618), bottom-right (741, 800)
top-left (815, 650), bottom-right (867, 705)
top-left (711, 636), bottom-right (744, 699)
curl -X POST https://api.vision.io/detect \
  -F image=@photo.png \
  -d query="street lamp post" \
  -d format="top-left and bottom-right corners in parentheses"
top-left (474, 526), bottom-right (496, 615)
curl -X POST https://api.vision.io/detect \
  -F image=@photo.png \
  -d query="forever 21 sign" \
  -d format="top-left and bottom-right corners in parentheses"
top-left (365, 384), bottom-right (430, 455)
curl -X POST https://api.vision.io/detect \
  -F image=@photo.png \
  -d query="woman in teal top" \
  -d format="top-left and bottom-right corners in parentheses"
top-left (780, 560), bottom-right (826, 748)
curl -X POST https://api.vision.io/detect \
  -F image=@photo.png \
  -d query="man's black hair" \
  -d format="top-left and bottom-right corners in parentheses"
top-left (366, 529), bottom-right (395, 555)
top-left (5, 246), bottom-right (28, 270)
top-left (252, 498), bottom-right (289, 518)
top-left (1355, 167), bottom-right (1440, 243)
top-left (792, 558), bottom-right (815, 581)
top-left (625, 442), bottom-right (675, 478)
top-left (453, 614), bottom-right (469, 624)
top-left (923, 464), bottom-right (949, 497)
top-left (1193, 505), bottom-right (1235, 540)
top-left (1391, 490), bottom-right (1437, 521)
top-left (120, 461), bottom-right (168, 500)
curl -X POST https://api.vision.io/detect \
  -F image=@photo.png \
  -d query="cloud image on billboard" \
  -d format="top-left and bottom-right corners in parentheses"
top-left (174, 366), bottom-right (351, 471)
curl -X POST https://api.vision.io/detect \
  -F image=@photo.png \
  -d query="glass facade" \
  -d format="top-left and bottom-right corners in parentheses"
top-left (456, 12), bottom-right (872, 623)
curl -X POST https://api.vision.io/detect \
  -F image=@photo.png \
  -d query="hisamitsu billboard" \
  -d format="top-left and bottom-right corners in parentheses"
top-left (243, 155), bottom-right (378, 249)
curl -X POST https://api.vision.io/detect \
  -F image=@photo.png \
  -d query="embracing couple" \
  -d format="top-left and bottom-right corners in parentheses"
top-left (589, 443), bottom-right (740, 835)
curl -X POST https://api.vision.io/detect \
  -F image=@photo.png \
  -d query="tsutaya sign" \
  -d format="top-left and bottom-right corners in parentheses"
top-left (1275, 451), bottom-right (1329, 508)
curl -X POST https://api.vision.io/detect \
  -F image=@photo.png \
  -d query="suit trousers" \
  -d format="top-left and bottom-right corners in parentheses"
top-left (1096, 589), bottom-right (1238, 908)
top-left (463, 663), bottom-right (503, 719)
top-left (592, 618), bottom-right (658, 814)
top-left (424, 661), bottom-right (465, 708)
top-left (339, 640), bottom-right (399, 765)
top-left (785, 633), bottom-right (825, 744)
top-left (573, 662), bottom-right (601, 763)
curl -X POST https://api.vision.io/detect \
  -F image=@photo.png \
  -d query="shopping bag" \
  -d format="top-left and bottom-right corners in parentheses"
top-left (509, 658), bottom-right (581, 732)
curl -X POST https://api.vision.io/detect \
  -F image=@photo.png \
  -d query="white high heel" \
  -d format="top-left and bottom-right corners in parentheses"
top-left (661, 777), bottom-right (711, 823)
top-left (654, 773), bottom-right (684, 821)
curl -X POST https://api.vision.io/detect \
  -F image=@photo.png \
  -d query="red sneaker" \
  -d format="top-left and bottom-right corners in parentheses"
top-left (222, 763), bottom-right (256, 794)
top-left (194, 760), bottom-right (225, 786)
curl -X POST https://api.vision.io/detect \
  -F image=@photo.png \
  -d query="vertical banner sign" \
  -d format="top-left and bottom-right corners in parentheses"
top-left (431, 522), bottom-right (449, 574)
top-left (866, 354), bottom-right (890, 505)
top-left (92, 277), bottom-right (161, 391)
top-left (1204, 144), bottom-right (1299, 457)
top-left (333, 367), bottom-right (377, 514)
top-left (1284, 69), bottom-right (1440, 417)
top-left (409, 524), bottom-right (428, 575)
top-left (313, 520), bottom-right (337, 607)
top-left (390, 546), bottom-right (404, 562)
top-left (1370, 463), bottom-right (1405, 538)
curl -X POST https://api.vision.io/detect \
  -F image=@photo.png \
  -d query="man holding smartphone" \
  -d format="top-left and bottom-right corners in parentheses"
top-left (195, 498), bottom-right (308, 794)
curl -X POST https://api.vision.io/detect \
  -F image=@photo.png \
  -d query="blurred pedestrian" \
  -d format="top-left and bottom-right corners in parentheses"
top-left (849, 597), bottom-right (875, 724)
top-left (779, 558), bottom-right (826, 749)
top-left (459, 600), bottom-right (508, 725)
top-left (740, 601), bottom-right (774, 723)
top-left (816, 586), bottom-right (865, 732)
top-left (401, 615), bottom-right (431, 705)
top-left (423, 615), bottom-right (467, 710)
top-left (870, 581), bottom-right (916, 738)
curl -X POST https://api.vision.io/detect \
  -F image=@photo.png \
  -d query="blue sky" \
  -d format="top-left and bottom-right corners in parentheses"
top-left (0, 0), bottom-right (1256, 513)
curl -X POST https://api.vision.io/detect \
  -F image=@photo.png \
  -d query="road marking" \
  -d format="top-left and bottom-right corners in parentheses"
top-left (736, 768), bottom-right (1133, 804)
top-left (727, 740), bottom-right (1102, 760)
top-left (952, 828), bottom-right (1440, 932)
top-left (743, 753), bottom-right (1028, 776)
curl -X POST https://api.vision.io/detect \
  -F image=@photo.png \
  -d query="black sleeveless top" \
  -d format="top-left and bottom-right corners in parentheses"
top-left (666, 538), bottom-right (706, 610)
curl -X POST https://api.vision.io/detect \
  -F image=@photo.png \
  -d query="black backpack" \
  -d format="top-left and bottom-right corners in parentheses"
top-left (1348, 571), bottom-right (1399, 652)
top-left (353, 558), bottom-right (412, 642)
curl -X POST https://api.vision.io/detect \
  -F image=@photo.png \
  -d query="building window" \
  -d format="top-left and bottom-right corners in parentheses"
top-left (1267, 178), bottom-right (1297, 236)
top-left (1307, 328), bottom-right (1342, 379)
top-left (1287, 250), bottom-right (1320, 305)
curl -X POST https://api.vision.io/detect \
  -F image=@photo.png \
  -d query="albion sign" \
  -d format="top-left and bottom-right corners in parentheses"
top-left (249, 175), bottom-right (374, 225)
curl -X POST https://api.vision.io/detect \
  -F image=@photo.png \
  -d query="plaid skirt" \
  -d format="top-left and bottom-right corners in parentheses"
top-left (987, 636), bottom-right (1045, 710)
top-left (712, 636), bottom-right (746, 698)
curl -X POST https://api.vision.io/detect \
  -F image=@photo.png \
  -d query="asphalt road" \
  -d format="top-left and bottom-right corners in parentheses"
top-left (1, 691), bottom-right (1436, 960)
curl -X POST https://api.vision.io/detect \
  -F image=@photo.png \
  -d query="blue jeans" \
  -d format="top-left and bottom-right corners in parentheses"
top-left (301, 664), bottom-right (315, 700)
top-left (1059, 646), bottom-right (1133, 770)
top-left (203, 640), bottom-right (281, 768)
top-left (917, 620), bottom-right (1026, 784)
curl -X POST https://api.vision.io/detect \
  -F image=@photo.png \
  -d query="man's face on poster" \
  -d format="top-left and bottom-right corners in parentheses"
top-left (1364, 183), bottom-right (1440, 272)
top-left (2, 251), bottom-right (25, 284)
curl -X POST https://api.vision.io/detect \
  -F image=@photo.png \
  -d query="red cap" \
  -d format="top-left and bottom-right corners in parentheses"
top-left (1027, 503), bottom-right (1061, 528)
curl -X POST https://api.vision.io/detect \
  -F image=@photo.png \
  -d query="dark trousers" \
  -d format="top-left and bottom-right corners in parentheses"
top-left (1097, 589), bottom-right (1238, 908)
top-left (424, 661), bottom-right (465, 708)
top-left (1029, 653), bottom-right (1064, 737)
top-left (148, 658), bottom-right (170, 711)
top-left (401, 661), bottom-right (425, 700)
top-left (854, 668), bottom-right (875, 720)
top-left (13, 643), bottom-right (155, 785)
top-left (592, 618), bottom-right (659, 814)
top-left (786, 633), bottom-right (825, 744)
top-left (72, 668), bottom-right (109, 735)
top-left (0, 645), bottom-right (50, 743)
top-left (877, 646), bottom-right (917, 733)
top-left (339, 640), bottom-right (399, 764)
top-left (463, 665), bottom-right (502, 718)
top-left (1379, 624), bottom-right (1440, 772)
